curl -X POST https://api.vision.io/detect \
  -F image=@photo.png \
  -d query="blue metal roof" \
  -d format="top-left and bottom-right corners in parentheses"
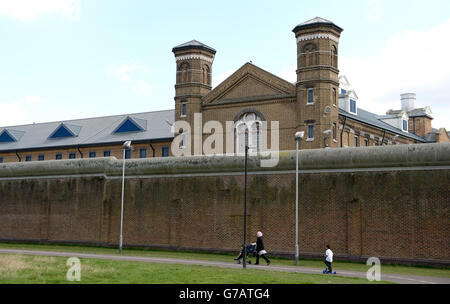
top-left (0, 110), bottom-right (175, 152)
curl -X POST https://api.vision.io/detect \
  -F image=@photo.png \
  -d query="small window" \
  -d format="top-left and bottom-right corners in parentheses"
top-left (403, 120), bottom-right (408, 131)
top-left (125, 149), bottom-right (131, 159)
top-left (104, 151), bottom-right (111, 157)
top-left (364, 139), bottom-right (369, 147)
top-left (182, 103), bottom-right (187, 116)
top-left (0, 157), bottom-right (3, 163)
top-left (89, 152), bottom-right (96, 158)
top-left (38, 155), bottom-right (45, 161)
top-left (350, 99), bottom-right (357, 114)
top-left (332, 123), bottom-right (337, 141)
top-left (69, 153), bottom-right (76, 159)
top-left (307, 89), bottom-right (314, 104)
top-left (162, 147), bottom-right (169, 157)
top-left (354, 136), bottom-right (358, 147)
top-left (341, 89), bottom-right (347, 94)
top-left (140, 148), bottom-right (147, 159)
top-left (56, 153), bottom-right (62, 160)
top-left (26, 155), bottom-right (32, 162)
top-left (181, 133), bottom-right (186, 148)
top-left (308, 125), bottom-right (314, 139)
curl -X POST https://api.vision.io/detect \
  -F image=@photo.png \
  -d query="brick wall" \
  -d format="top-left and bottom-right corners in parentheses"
top-left (0, 143), bottom-right (449, 266)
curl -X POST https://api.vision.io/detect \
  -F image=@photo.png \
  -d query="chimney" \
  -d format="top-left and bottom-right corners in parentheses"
top-left (401, 93), bottom-right (416, 112)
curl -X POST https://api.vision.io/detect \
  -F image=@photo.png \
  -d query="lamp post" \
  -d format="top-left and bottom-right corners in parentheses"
top-left (243, 131), bottom-right (249, 269)
top-left (294, 131), bottom-right (305, 265)
top-left (119, 140), bottom-right (133, 254)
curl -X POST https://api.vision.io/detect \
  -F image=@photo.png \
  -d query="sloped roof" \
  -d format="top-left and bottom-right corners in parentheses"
top-left (339, 108), bottom-right (427, 142)
top-left (203, 62), bottom-right (296, 104)
top-left (293, 17), bottom-right (343, 33)
top-left (0, 110), bottom-right (175, 152)
top-left (172, 40), bottom-right (216, 54)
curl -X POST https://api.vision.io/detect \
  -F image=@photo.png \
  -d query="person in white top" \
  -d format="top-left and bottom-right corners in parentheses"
top-left (324, 245), bottom-right (333, 274)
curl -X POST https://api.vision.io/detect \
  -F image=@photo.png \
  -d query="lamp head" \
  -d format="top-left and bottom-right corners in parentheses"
top-left (295, 131), bottom-right (305, 141)
top-left (323, 129), bottom-right (332, 136)
top-left (123, 141), bottom-right (133, 150)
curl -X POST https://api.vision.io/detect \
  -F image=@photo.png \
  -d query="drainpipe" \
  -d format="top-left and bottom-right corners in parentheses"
top-left (77, 146), bottom-right (84, 158)
top-left (15, 151), bottom-right (22, 162)
top-left (340, 116), bottom-right (347, 148)
top-left (149, 143), bottom-right (155, 157)
top-left (380, 130), bottom-right (386, 146)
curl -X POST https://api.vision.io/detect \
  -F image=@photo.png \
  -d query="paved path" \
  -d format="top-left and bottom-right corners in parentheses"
top-left (0, 249), bottom-right (448, 284)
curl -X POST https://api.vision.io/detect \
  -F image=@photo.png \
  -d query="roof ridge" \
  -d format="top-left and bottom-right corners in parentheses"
top-left (0, 109), bottom-right (175, 129)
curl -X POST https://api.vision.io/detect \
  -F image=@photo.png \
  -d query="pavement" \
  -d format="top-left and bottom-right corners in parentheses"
top-left (0, 248), bottom-right (449, 284)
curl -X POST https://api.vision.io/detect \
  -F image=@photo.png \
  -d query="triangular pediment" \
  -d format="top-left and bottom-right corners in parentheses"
top-left (113, 116), bottom-right (147, 134)
top-left (203, 63), bottom-right (296, 104)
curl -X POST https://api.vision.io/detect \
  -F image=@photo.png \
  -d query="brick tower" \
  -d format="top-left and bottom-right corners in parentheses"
top-left (172, 40), bottom-right (216, 154)
top-left (293, 17), bottom-right (343, 149)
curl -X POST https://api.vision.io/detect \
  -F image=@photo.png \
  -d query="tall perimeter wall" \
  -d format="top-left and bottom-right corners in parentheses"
top-left (0, 143), bottom-right (449, 266)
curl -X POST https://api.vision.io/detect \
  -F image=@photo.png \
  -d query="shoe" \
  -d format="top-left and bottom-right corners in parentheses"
top-left (267, 262), bottom-right (271, 266)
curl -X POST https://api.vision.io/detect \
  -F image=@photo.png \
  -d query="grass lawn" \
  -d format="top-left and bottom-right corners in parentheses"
top-left (0, 242), bottom-right (449, 279)
top-left (0, 253), bottom-right (388, 284)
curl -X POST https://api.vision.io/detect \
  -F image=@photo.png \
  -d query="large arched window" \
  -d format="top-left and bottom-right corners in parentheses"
top-left (235, 112), bottom-right (263, 154)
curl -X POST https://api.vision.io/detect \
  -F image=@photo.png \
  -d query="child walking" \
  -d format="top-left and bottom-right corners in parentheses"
top-left (324, 245), bottom-right (334, 274)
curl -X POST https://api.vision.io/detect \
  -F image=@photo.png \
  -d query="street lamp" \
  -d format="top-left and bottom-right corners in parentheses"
top-left (243, 131), bottom-right (249, 269)
top-left (119, 140), bottom-right (133, 254)
top-left (294, 131), bottom-right (305, 265)
top-left (242, 130), bottom-right (257, 269)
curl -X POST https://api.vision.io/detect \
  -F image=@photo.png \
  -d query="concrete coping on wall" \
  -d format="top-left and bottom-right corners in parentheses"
top-left (0, 143), bottom-right (449, 178)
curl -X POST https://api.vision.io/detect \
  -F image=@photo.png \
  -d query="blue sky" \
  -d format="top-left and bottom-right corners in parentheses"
top-left (1, 0), bottom-right (449, 130)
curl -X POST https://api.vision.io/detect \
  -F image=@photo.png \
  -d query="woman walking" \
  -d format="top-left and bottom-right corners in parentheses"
top-left (255, 231), bottom-right (271, 266)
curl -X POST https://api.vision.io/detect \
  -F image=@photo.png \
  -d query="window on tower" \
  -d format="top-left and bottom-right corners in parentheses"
top-left (182, 103), bottom-right (186, 117)
top-left (307, 89), bottom-right (314, 104)
top-left (308, 125), bottom-right (314, 140)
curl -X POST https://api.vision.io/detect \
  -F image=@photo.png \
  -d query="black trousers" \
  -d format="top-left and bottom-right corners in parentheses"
top-left (256, 254), bottom-right (270, 264)
top-left (324, 261), bottom-right (332, 272)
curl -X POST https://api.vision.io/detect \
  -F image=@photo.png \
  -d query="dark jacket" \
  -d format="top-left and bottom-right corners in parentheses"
top-left (256, 237), bottom-right (264, 252)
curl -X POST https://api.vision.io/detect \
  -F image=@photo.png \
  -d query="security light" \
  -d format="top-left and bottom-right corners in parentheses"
top-left (323, 130), bottom-right (332, 136)
top-left (295, 131), bottom-right (305, 141)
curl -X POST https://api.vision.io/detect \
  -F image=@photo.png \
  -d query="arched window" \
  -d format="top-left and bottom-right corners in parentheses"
top-left (177, 62), bottom-right (190, 83)
top-left (235, 112), bottom-right (263, 154)
top-left (202, 64), bottom-right (211, 85)
top-left (331, 45), bottom-right (338, 68)
top-left (302, 43), bottom-right (317, 66)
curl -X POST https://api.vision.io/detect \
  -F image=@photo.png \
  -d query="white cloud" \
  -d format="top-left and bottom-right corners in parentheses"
top-left (367, 0), bottom-right (381, 21)
top-left (107, 62), bottom-right (140, 84)
top-left (213, 69), bottom-right (235, 88)
top-left (107, 61), bottom-right (152, 96)
top-left (0, 96), bottom-right (42, 126)
top-left (24, 96), bottom-right (42, 104)
top-left (132, 81), bottom-right (152, 96)
top-left (275, 19), bottom-right (450, 130)
top-left (340, 19), bottom-right (450, 128)
top-left (0, 0), bottom-right (80, 22)
top-left (277, 65), bottom-right (296, 83)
